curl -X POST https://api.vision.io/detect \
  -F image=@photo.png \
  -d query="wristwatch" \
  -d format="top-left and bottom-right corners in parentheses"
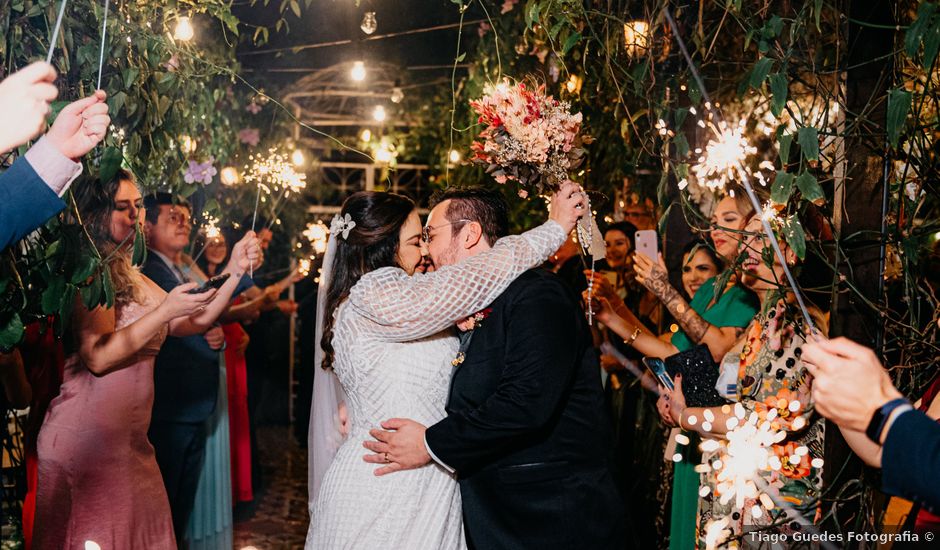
top-left (865, 397), bottom-right (912, 444)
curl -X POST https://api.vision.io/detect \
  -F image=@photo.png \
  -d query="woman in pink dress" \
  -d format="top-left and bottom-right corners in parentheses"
top-left (33, 170), bottom-right (260, 549)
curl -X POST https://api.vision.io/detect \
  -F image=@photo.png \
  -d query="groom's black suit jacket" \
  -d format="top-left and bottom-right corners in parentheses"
top-left (425, 268), bottom-right (626, 550)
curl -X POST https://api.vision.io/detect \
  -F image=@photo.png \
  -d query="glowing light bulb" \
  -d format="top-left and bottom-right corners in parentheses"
top-left (372, 105), bottom-right (386, 122)
top-left (350, 61), bottom-right (366, 82)
top-left (565, 74), bottom-right (582, 94)
top-left (179, 135), bottom-right (196, 154)
top-left (623, 20), bottom-right (650, 57)
top-left (291, 149), bottom-right (306, 167)
top-left (390, 87), bottom-right (404, 104)
top-left (174, 16), bottom-right (195, 41)
top-left (448, 149), bottom-right (461, 163)
top-left (360, 129), bottom-right (372, 142)
top-left (220, 166), bottom-right (238, 186)
top-left (375, 148), bottom-right (393, 163)
top-left (360, 12), bottom-right (377, 34)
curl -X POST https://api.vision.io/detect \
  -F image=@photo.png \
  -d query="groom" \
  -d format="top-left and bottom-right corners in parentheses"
top-left (364, 188), bottom-right (625, 549)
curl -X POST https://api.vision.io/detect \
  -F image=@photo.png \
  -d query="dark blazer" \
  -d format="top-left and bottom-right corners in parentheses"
top-left (882, 409), bottom-right (940, 513)
top-left (142, 253), bottom-right (219, 424)
top-left (0, 156), bottom-right (66, 249)
top-left (425, 268), bottom-right (625, 550)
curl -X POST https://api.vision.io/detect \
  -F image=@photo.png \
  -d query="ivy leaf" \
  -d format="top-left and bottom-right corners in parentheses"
top-left (122, 67), bottom-right (140, 90)
top-left (290, 0), bottom-right (301, 18)
top-left (108, 91), bottom-right (127, 116)
top-left (102, 268), bottom-right (115, 309)
top-left (814, 0), bottom-right (822, 31)
top-left (99, 147), bottom-right (124, 183)
top-left (82, 273), bottom-right (103, 310)
top-left (42, 276), bottom-right (66, 314)
top-left (72, 254), bottom-right (99, 284)
top-left (673, 134), bottom-right (689, 158)
top-left (797, 127), bottom-right (819, 161)
top-left (749, 57), bottom-right (774, 88)
top-left (132, 226), bottom-right (148, 267)
top-left (526, 0), bottom-right (540, 29)
top-left (777, 132), bottom-right (793, 168)
top-left (455, 52), bottom-right (466, 63)
top-left (562, 32), bottom-right (582, 55)
top-left (771, 171), bottom-right (794, 205)
top-left (783, 215), bottom-right (806, 260)
top-left (905, 2), bottom-right (937, 58)
top-left (768, 72), bottom-right (788, 116)
top-left (887, 88), bottom-right (912, 149)
top-left (0, 313), bottom-right (24, 350)
top-left (795, 171), bottom-right (825, 205)
top-left (924, 18), bottom-right (940, 71)
top-left (58, 286), bottom-right (76, 332)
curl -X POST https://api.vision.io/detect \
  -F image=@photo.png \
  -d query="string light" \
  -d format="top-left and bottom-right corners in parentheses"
top-left (372, 105), bottom-right (386, 122)
top-left (303, 221), bottom-right (329, 254)
top-left (174, 16), bottom-right (195, 41)
top-left (565, 74), bottom-right (582, 94)
top-left (350, 61), bottom-right (366, 82)
top-left (220, 166), bottom-right (239, 186)
top-left (390, 87), bottom-right (404, 104)
top-left (179, 135), bottom-right (196, 154)
top-left (623, 20), bottom-right (650, 57)
top-left (360, 11), bottom-right (377, 34)
top-left (359, 128), bottom-right (372, 142)
top-left (448, 149), bottom-right (461, 163)
top-left (291, 148), bottom-right (306, 167)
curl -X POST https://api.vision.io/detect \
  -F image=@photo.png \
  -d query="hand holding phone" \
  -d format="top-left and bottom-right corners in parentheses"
top-left (642, 357), bottom-right (675, 391)
top-left (186, 273), bottom-right (231, 294)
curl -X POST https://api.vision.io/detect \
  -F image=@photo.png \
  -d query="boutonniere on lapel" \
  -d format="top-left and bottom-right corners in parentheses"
top-left (452, 308), bottom-right (493, 367)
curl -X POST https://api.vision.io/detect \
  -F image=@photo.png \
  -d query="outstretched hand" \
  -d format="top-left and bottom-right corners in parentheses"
top-left (45, 90), bottom-right (110, 159)
top-left (362, 418), bottom-right (431, 476)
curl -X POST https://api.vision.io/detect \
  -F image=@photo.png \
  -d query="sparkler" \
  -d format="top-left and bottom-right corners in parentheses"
top-left (303, 221), bottom-right (330, 255)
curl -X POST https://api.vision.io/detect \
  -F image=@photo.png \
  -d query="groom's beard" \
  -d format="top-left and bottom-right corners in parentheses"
top-left (434, 241), bottom-right (461, 269)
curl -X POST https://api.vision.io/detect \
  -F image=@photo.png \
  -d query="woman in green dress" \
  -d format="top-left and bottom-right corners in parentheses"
top-left (663, 216), bottom-right (827, 549)
top-left (590, 189), bottom-right (762, 550)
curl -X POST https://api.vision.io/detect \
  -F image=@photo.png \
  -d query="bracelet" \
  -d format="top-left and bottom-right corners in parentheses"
top-left (624, 327), bottom-right (642, 346)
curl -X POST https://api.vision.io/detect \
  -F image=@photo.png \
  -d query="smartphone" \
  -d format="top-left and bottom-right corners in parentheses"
top-left (635, 229), bottom-right (659, 261)
top-left (642, 357), bottom-right (674, 391)
top-left (186, 272), bottom-right (231, 294)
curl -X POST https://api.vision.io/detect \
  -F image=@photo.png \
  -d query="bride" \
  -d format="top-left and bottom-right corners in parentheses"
top-left (306, 183), bottom-right (585, 548)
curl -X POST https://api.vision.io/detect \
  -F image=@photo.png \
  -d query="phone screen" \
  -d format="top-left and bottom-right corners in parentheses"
top-left (635, 230), bottom-right (659, 261)
top-left (642, 357), bottom-right (674, 391)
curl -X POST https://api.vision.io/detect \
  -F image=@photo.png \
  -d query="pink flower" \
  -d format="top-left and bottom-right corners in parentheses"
top-left (478, 22), bottom-right (491, 38)
top-left (246, 101), bottom-right (262, 115)
top-left (183, 157), bottom-right (218, 185)
top-left (238, 128), bottom-right (260, 147)
top-left (518, 189), bottom-right (528, 199)
top-left (164, 55), bottom-right (180, 72)
top-left (501, 0), bottom-right (519, 14)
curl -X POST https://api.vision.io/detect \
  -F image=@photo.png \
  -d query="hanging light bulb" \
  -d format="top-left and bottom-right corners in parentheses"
top-left (448, 149), bottom-right (461, 163)
top-left (565, 74), bottom-right (582, 94)
top-left (360, 128), bottom-right (372, 142)
top-left (350, 61), bottom-right (366, 82)
top-left (291, 149), bottom-right (306, 167)
top-left (360, 11), bottom-right (377, 35)
top-left (179, 135), bottom-right (196, 154)
top-left (390, 87), bottom-right (404, 104)
top-left (174, 16), bottom-right (195, 41)
top-left (623, 20), bottom-right (650, 57)
top-left (375, 148), bottom-right (393, 163)
top-left (220, 166), bottom-right (239, 186)
top-left (372, 105), bottom-right (386, 122)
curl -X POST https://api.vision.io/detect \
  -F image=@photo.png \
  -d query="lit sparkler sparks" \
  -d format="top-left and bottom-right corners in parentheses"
top-left (242, 148), bottom-right (308, 196)
top-left (690, 120), bottom-right (759, 191)
top-left (303, 221), bottom-right (330, 254)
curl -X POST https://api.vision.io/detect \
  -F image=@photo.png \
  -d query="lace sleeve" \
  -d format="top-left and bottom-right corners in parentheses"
top-left (348, 220), bottom-right (566, 342)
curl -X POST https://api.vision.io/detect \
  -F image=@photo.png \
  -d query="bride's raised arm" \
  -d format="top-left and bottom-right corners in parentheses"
top-left (348, 184), bottom-right (584, 342)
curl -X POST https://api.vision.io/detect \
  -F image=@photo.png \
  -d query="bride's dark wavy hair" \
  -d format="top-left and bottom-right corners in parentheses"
top-left (320, 191), bottom-right (416, 370)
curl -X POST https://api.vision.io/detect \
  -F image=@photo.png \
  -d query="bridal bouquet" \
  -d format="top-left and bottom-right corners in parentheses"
top-left (470, 79), bottom-right (589, 197)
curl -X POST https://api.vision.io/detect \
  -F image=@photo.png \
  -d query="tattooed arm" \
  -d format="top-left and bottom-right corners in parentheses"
top-left (634, 253), bottom-right (744, 362)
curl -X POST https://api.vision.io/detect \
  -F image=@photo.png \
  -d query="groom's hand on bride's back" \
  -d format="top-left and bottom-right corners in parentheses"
top-left (362, 418), bottom-right (431, 476)
top-left (548, 180), bottom-right (588, 234)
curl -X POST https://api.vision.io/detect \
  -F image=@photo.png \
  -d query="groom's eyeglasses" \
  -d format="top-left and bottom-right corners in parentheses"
top-left (422, 219), bottom-right (472, 243)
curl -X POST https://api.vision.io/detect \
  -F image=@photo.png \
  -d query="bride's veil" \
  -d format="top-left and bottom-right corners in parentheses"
top-left (307, 215), bottom-right (348, 510)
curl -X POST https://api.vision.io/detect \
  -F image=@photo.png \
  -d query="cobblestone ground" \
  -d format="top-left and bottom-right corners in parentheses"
top-left (233, 426), bottom-right (309, 550)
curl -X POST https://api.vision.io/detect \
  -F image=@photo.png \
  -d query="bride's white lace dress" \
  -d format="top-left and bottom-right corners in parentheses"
top-left (306, 221), bottom-right (565, 549)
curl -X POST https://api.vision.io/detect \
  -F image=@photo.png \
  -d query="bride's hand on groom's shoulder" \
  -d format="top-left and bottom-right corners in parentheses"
top-left (362, 418), bottom-right (431, 476)
top-left (549, 181), bottom-right (587, 234)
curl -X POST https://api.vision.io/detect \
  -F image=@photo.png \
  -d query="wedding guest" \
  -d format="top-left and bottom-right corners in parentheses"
top-left (192, 232), bottom-right (265, 507)
top-left (142, 193), bottom-right (261, 544)
top-left (0, 62), bottom-right (58, 153)
top-left (0, 91), bottom-right (109, 249)
top-left (33, 171), bottom-right (243, 549)
top-left (802, 338), bottom-right (940, 514)
top-left (662, 215), bottom-right (827, 547)
top-left (622, 196), bottom-right (656, 231)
